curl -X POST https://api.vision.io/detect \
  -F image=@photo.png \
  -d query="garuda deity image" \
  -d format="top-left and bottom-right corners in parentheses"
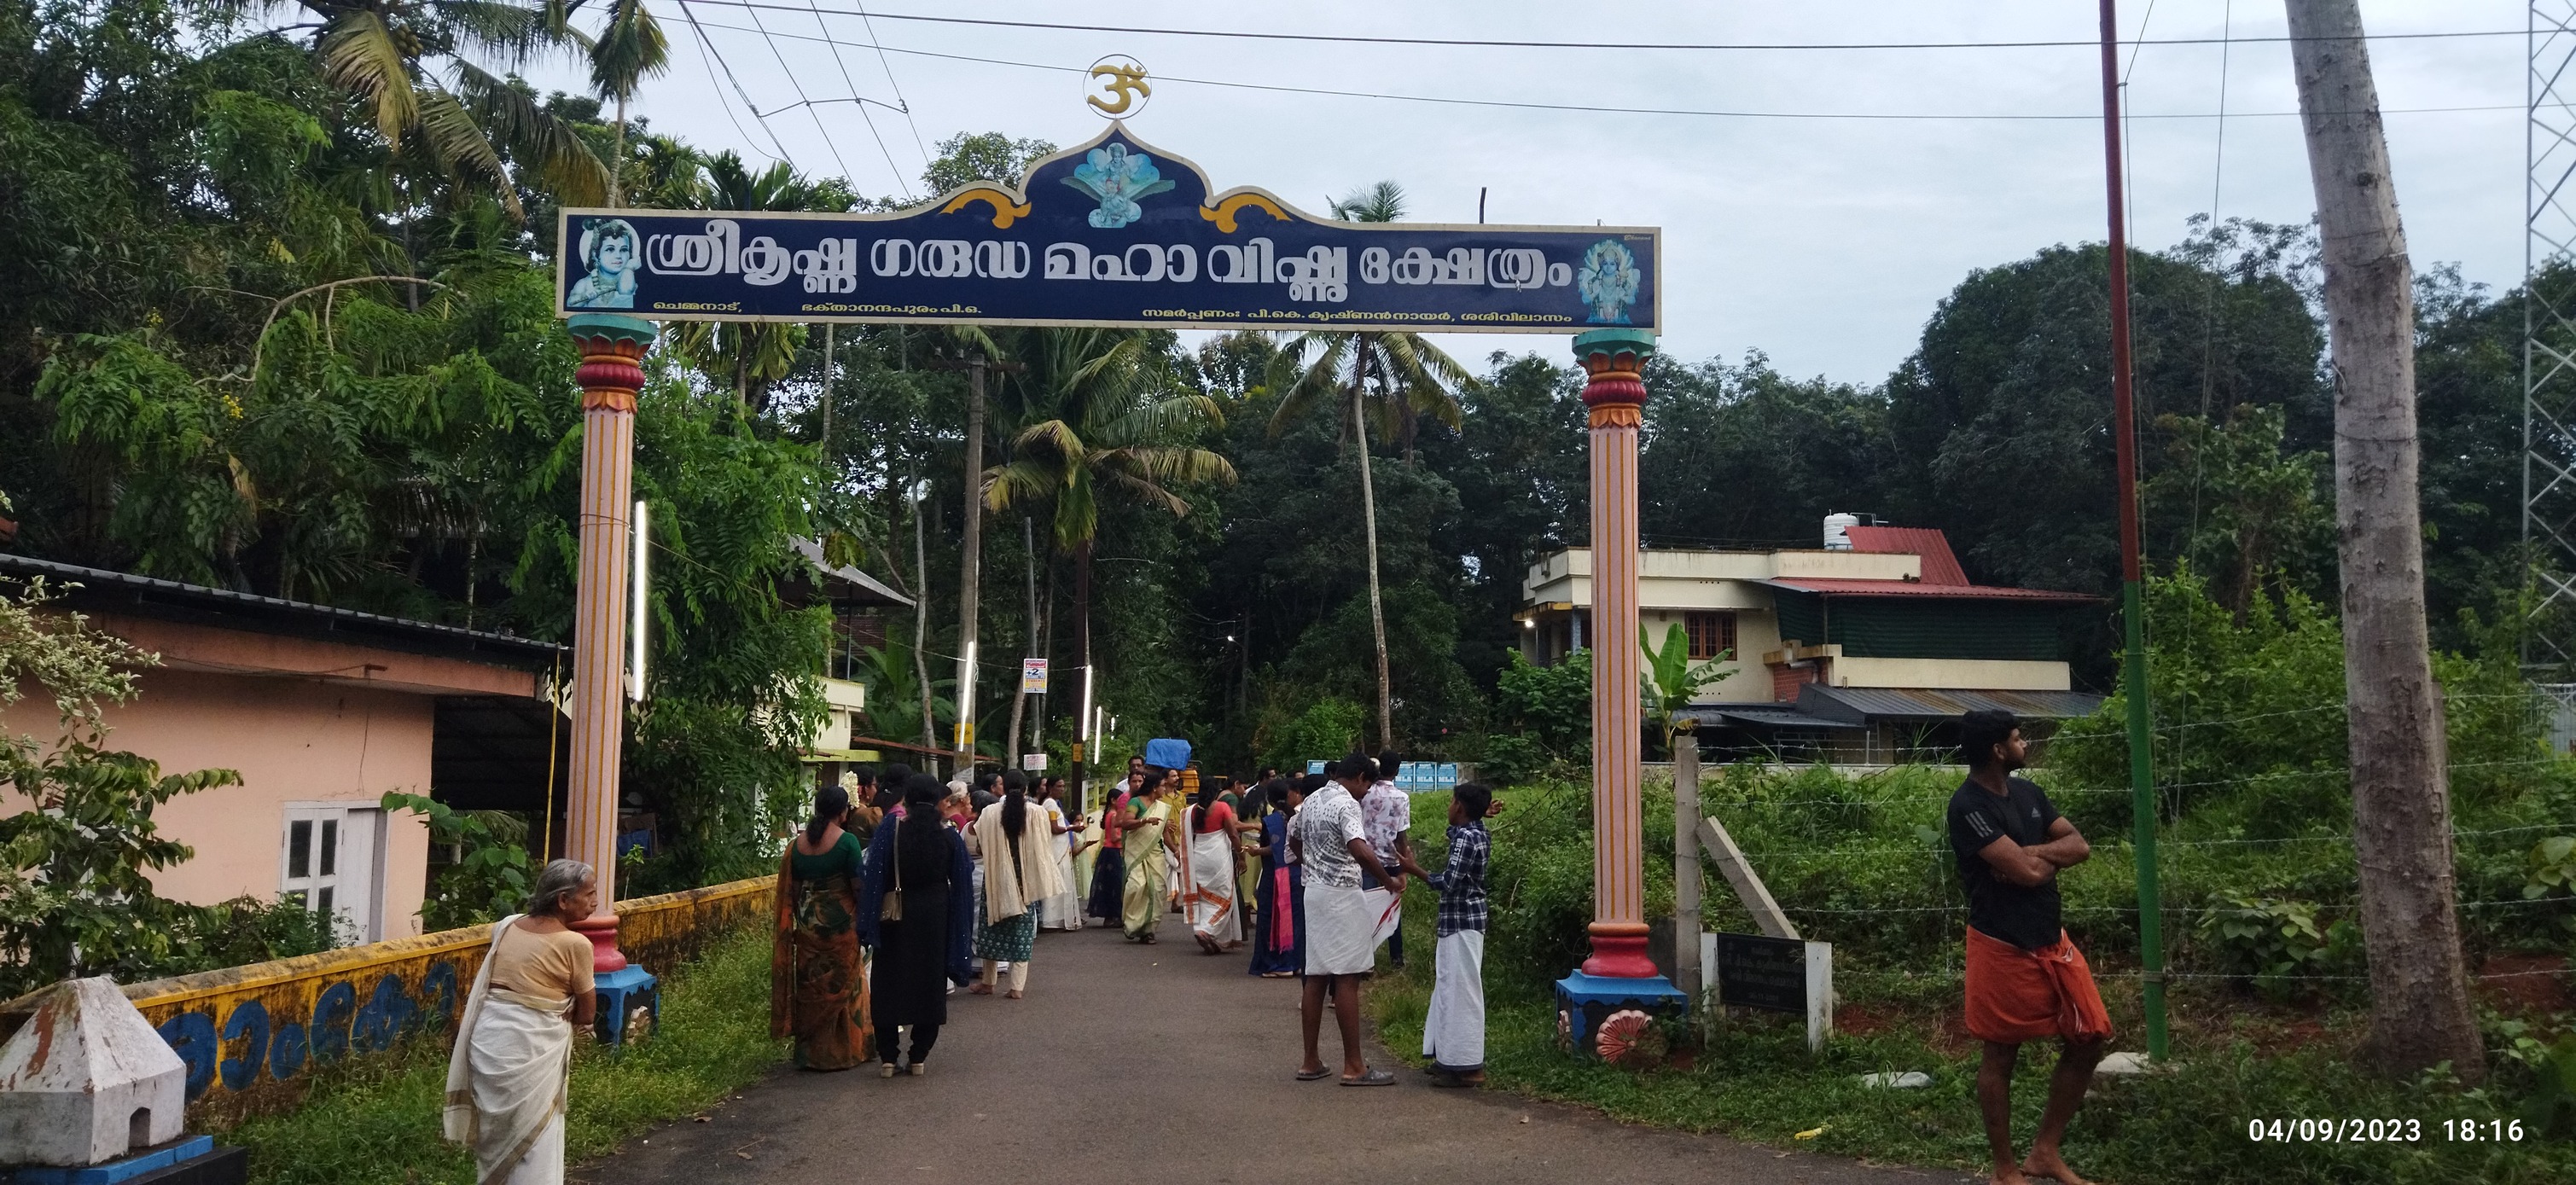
top-left (1064, 142), bottom-right (1177, 229)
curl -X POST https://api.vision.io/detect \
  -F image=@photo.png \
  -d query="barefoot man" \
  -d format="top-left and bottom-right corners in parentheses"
top-left (1948, 709), bottom-right (2109, 1185)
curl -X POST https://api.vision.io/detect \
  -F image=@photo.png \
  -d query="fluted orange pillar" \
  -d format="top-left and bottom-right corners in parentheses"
top-left (1577, 327), bottom-right (1658, 978)
top-left (564, 312), bottom-right (655, 973)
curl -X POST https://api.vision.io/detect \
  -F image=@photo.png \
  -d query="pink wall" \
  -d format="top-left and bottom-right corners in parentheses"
top-left (90, 667), bottom-right (437, 939)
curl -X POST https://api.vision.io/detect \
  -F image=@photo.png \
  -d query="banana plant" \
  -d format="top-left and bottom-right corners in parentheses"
top-left (1639, 622), bottom-right (1733, 758)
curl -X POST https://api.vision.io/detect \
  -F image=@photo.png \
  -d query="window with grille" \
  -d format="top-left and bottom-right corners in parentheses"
top-left (1684, 611), bottom-right (1737, 660)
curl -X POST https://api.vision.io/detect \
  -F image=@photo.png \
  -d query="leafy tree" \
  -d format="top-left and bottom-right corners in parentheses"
top-left (916, 130), bottom-right (1056, 198)
top-left (1483, 648), bottom-right (1590, 785)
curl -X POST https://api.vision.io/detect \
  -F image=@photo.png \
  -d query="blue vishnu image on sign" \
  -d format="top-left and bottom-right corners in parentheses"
top-left (1577, 239), bottom-right (1642, 325)
top-left (552, 123), bottom-right (1657, 332)
top-left (567, 217), bottom-right (642, 309)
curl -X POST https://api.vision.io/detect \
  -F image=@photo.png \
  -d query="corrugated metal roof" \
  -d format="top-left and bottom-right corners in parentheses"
top-left (1678, 706), bottom-right (1865, 730)
top-left (1797, 684), bottom-right (2104, 722)
top-left (0, 551), bottom-right (565, 663)
top-left (1765, 578), bottom-right (2097, 602)
top-left (1841, 525), bottom-right (1970, 585)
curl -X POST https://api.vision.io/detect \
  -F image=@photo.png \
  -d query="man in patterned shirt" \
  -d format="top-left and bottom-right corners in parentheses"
top-left (1409, 781), bottom-right (1492, 1087)
top-left (1289, 753), bottom-right (1404, 1086)
top-left (1362, 749), bottom-right (1413, 969)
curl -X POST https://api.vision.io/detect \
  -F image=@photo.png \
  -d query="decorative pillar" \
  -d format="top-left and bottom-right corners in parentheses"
top-left (1555, 327), bottom-right (1687, 1063)
top-left (563, 314), bottom-right (652, 973)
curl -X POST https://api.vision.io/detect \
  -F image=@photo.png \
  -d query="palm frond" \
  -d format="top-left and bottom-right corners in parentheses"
top-left (317, 11), bottom-right (419, 145)
top-left (452, 61), bottom-right (609, 207)
top-left (413, 88), bottom-right (517, 217)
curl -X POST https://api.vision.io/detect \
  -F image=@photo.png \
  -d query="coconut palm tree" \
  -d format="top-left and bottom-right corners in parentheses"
top-left (1266, 180), bottom-right (1471, 750)
top-left (985, 328), bottom-right (1235, 793)
top-left (665, 154), bottom-right (857, 408)
top-left (263, 0), bottom-right (612, 215)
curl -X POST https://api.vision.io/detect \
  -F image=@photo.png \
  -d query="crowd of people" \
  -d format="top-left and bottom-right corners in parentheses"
top-left (438, 707), bottom-right (2108, 1183)
top-left (747, 746), bottom-right (1503, 1091)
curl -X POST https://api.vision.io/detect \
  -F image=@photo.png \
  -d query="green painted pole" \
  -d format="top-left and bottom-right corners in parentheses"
top-left (2099, 0), bottom-right (2167, 1060)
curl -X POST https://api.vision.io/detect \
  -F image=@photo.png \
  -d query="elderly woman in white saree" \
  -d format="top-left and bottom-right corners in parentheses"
top-left (445, 860), bottom-right (600, 1185)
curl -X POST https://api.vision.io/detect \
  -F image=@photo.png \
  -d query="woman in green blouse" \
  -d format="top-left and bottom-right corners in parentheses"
top-left (771, 783), bottom-right (874, 1069)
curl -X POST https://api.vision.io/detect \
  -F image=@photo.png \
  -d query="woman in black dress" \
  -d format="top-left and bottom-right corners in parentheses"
top-left (859, 773), bottom-right (974, 1077)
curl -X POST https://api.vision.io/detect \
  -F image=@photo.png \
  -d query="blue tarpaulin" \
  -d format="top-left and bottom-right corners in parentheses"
top-left (1143, 737), bottom-right (1192, 770)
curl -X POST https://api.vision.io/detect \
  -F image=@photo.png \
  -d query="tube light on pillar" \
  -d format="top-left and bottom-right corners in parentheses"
top-left (628, 499), bottom-right (648, 702)
top-left (955, 641), bottom-right (978, 755)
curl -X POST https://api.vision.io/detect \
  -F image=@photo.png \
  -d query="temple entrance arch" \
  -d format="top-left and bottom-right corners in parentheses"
top-left (553, 115), bottom-right (1682, 1031)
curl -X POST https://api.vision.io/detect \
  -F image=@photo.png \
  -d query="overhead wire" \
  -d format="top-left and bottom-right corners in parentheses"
top-left (674, 3), bottom-right (2519, 54)
top-left (798, 0), bottom-right (911, 198)
top-left (737, 0), bottom-right (858, 183)
top-left (675, 0), bottom-right (796, 165)
top-left (848, 0), bottom-right (933, 173)
top-left (672, 17), bottom-right (2517, 125)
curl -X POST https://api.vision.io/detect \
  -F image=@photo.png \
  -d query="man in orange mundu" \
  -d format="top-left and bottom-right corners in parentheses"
top-left (1948, 709), bottom-right (2110, 1185)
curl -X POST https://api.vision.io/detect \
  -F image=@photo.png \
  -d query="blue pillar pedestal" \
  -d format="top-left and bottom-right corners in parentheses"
top-left (7, 1136), bottom-right (245, 1185)
top-left (594, 967), bottom-right (659, 1045)
top-left (1554, 971), bottom-right (1689, 1065)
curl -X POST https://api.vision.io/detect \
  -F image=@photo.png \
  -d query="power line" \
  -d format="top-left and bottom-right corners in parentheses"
top-left (847, 0), bottom-right (933, 174)
top-left (798, 0), bottom-right (912, 198)
top-left (675, 18), bottom-right (2519, 125)
top-left (678, 3), bottom-right (2521, 54)
top-left (676, 0), bottom-right (797, 165)
top-left (737, 0), bottom-right (859, 183)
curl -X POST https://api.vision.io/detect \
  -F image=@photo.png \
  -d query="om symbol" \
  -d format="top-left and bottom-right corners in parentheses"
top-left (1086, 56), bottom-right (1151, 117)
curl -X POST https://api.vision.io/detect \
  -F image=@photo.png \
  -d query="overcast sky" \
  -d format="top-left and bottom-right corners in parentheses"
top-left (525, 0), bottom-right (2525, 385)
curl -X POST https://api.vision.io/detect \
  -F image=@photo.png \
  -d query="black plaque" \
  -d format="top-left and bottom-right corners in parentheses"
top-left (1712, 932), bottom-right (1807, 1014)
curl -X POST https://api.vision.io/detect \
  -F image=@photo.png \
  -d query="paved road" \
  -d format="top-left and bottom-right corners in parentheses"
top-left (578, 922), bottom-right (1971, 1185)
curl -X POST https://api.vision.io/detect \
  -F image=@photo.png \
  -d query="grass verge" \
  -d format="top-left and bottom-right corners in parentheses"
top-left (1366, 789), bottom-right (2574, 1185)
top-left (223, 924), bottom-right (784, 1184)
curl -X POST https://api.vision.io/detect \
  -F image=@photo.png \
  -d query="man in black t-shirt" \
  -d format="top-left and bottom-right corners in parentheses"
top-left (1948, 710), bottom-right (2109, 1185)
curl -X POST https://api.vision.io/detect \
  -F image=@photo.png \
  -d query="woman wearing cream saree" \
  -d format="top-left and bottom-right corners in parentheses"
top-left (445, 860), bottom-right (599, 1185)
top-left (1120, 770), bottom-right (1177, 943)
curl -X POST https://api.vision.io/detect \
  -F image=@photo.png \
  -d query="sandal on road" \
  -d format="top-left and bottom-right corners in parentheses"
top-left (1340, 1068), bottom-right (1397, 1087)
top-left (1295, 1067), bottom-right (1331, 1081)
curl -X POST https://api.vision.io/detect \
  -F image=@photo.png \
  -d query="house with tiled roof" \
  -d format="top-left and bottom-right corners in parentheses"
top-left (1515, 516), bottom-right (2102, 763)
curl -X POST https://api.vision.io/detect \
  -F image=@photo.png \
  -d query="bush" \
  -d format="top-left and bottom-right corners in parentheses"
top-left (382, 793), bottom-right (532, 930)
top-left (1258, 695), bottom-right (1366, 775)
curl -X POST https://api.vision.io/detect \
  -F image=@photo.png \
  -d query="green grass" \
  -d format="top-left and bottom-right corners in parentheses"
top-left (1367, 787), bottom-right (2576, 1185)
top-left (224, 925), bottom-right (785, 1184)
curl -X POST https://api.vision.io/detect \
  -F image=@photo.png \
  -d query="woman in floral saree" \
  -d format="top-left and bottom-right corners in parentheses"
top-left (771, 783), bottom-right (873, 1070)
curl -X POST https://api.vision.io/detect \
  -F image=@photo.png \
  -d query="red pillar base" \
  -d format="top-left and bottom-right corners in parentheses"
top-left (1580, 921), bottom-right (1660, 979)
top-left (573, 913), bottom-right (630, 973)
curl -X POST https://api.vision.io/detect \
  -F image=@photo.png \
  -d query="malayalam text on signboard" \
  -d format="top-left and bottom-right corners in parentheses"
top-left (557, 124), bottom-right (1658, 334)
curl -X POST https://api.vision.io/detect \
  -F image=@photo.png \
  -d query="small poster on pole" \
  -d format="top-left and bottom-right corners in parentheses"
top-left (1021, 659), bottom-right (1050, 694)
top-left (1021, 752), bottom-right (1047, 771)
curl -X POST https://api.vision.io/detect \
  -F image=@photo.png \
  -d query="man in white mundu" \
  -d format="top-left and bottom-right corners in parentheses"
top-left (1289, 753), bottom-right (1405, 1087)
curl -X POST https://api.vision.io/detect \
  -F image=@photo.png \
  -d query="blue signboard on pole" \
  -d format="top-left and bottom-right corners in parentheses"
top-left (557, 123), bottom-right (1658, 334)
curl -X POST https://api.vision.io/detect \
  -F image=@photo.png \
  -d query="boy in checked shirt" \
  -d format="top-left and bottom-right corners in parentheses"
top-left (1404, 781), bottom-right (1492, 1087)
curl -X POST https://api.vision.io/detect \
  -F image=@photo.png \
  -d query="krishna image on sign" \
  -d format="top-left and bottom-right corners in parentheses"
top-left (567, 217), bottom-right (641, 309)
top-left (1576, 239), bottom-right (1641, 325)
top-left (1063, 142), bottom-right (1176, 229)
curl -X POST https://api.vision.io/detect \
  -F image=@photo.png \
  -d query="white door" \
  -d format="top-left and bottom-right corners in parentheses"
top-left (280, 805), bottom-right (383, 944)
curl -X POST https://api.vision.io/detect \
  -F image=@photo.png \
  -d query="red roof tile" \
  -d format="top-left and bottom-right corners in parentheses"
top-left (1763, 578), bottom-right (2098, 602)
top-left (1842, 525), bottom-right (1969, 584)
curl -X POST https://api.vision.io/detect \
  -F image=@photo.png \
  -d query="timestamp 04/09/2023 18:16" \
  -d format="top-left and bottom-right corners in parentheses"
top-left (2244, 1118), bottom-right (2527, 1143)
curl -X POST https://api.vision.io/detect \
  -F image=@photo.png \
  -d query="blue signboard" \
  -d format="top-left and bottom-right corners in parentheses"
top-left (556, 123), bottom-right (1658, 334)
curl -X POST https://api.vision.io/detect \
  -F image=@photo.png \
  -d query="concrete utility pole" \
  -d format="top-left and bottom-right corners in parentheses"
top-left (1672, 720), bottom-right (1702, 1004)
top-left (957, 357), bottom-right (986, 762)
top-left (2283, 0), bottom-right (2484, 1082)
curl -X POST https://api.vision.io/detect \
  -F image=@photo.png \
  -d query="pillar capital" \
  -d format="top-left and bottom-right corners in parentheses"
top-left (1573, 328), bottom-right (1655, 428)
top-left (567, 313), bottom-right (657, 413)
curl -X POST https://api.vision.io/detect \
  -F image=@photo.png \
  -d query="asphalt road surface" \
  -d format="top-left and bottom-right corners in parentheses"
top-left (577, 921), bottom-right (1973, 1185)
